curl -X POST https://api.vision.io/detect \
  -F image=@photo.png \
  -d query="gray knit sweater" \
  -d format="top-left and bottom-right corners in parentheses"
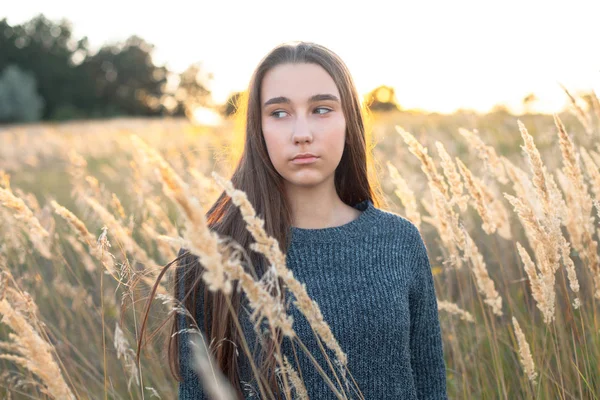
top-left (177, 199), bottom-right (448, 399)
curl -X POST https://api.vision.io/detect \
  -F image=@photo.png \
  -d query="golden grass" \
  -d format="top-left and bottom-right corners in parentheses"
top-left (212, 172), bottom-right (347, 367)
top-left (437, 300), bottom-right (475, 323)
top-left (0, 188), bottom-right (51, 259)
top-left (386, 161), bottom-right (422, 229)
top-left (0, 107), bottom-right (599, 399)
top-left (0, 271), bottom-right (75, 399)
top-left (511, 316), bottom-right (538, 384)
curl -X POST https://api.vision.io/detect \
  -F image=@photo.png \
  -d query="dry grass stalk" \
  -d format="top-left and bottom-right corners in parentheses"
top-left (223, 257), bottom-right (295, 336)
top-left (188, 167), bottom-right (224, 207)
top-left (557, 160), bottom-right (585, 254)
top-left (437, 300), bottom-right (475, 323)
top-left (130, 134), bottom-right (231, 295)
top-left (132, 136), bottom-right (298, 393)
top-left (396, 126), bottom-right (450, 201)
top-left (516, 242), bottom-right (556, 320)
top-left (188, 333), bottom-right (237, 400)
top-left (172, 241), bottom-right (295, 394)
top-left (471, 174), bottom-right (512, 240)
top-left (111, 193), bottom-right (127, 221)
top-left (64, 235), bottom-right (97, 274)
top-left (84, 196), bottom-right (158, 271)
top-left (396, 127), bottom-right (464, 269)
top-left (212, 172), bottom-right (348, 366)
top-left (51, 200), bottom-right (94, 244)
top-left (545, 171), bottom-right (568, 224)
top-left (554, 115), bottom-right (600, 298)
top-left (505, 194), bottom-right (558, 324)
top-left (0, 208), bottom-right (27, 264)
top-left (510, 121), bottom-right (571, 320)
top-left (456, 158), bottom-right (498, 235)
top-left (501, 158), bottom-right (536, 210)
top-left (14, 189), bottom-right (40, 215)
top-left (457, 128), bottom-right (508, 184)
top-left (517, 121), bottom-right (554, 218)
top-left (511, 317), bottom-right (538, 384)
top-left (282, 355), bottom-right (308, 400)
top-left (503, 194), bottom-right (554, 273)
top-left (130, 136), bottom-right (296, 400)
top-left (144, 197), bottom-right (178, 237)
top-left (591, 90), bottom-right (600, 131)
top-left (84, 176), bottom-right (103, 200)
top-left (462, 228), bottom-right (503, 316)
top-left (51, 200), bottom-right (115, 274)
top-left (141, 222), bottom-right (177, 261)
top-left (0, 187), bottom-right (52, 259)
top-left (429, 184), bottom-right (464, 269)
top-left (558, 235), bottom-right (581, 308)
top-left (386, 161), bottom-right (422, 229)
top-left (434, 142), bottom-right (469, 212)
top-left (114, 323), bottom-right (140, 390)
top-left (580, 148), bottom-right (600, 202)
top-left (502, 158), bottom-right (550, 257)
top-left (0, 275), bottom-right (75, 399)
top-left (517, 121), bottom-right (569, 229)
top-left (559, 84), bottom-right (593, 135)
top-left (556, 114), bottom-right (587, 199)
top-left (77, 197), bottom-right (167, 295)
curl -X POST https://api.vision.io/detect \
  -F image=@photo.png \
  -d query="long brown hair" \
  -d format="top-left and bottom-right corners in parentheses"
top-left (138, 41), bottom-right (384, 399)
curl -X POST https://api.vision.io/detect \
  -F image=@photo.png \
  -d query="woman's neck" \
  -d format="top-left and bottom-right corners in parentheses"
top-left (285, 181), bottom-right (361, 229)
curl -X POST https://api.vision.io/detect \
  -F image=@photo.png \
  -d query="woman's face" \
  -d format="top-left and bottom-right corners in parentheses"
top-left (260, 63), bottom-right (346, 190)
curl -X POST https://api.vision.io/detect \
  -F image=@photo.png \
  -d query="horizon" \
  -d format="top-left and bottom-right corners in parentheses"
top-left (4, 0), bottom-right (600, 114)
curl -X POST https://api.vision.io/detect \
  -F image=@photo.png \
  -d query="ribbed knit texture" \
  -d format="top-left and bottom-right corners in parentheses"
top-left (177, 199), bottom-right (448, 399)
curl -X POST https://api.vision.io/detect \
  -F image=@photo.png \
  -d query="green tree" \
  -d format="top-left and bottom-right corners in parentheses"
top-left (0, 65), bottom-right (44, 122)
top-left (80, 35), bottom-right (169, 116)
top-left (0, 15), bottom-right (90, 120)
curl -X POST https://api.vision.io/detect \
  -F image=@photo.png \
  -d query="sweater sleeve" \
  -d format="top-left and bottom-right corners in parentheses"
top-left (176, 248), bottom-right (208, 400)
top-left (408, 226), bottom-right (448, 400)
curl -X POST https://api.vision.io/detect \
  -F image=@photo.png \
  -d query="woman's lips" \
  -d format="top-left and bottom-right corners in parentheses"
top-left (291, 156), bottom-right (319, 164)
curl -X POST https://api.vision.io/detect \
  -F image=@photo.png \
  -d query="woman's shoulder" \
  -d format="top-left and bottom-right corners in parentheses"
top-left (371, 206), bottom-right (424, 242)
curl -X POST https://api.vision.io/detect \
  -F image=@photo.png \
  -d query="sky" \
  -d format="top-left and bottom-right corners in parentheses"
top-left (4, 0), bottom-right (600, 114)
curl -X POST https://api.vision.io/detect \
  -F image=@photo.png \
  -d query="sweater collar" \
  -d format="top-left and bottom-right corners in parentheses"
top-left (289, 199), bottom-right (379, 243)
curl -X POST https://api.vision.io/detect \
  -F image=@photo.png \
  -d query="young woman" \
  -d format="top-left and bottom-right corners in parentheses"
top-left (170, 41), bottom-right (447, 399)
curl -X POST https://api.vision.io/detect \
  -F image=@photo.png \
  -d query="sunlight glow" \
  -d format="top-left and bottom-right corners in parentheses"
top-left (191, 106), bottom-right (222, 127)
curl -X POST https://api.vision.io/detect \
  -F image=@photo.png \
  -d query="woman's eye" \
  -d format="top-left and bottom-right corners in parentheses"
top-left (271, 110), bottom-right (288, 118)
top-left (314, 107), bottom-right (331, 115)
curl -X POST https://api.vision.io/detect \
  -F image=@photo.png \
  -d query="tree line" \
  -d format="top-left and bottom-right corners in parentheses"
top-left (0, 14), bottom-right (402, 124)
top-left (0, 14), bottom-right (214, 123)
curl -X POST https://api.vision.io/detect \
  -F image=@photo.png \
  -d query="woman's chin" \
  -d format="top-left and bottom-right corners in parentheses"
top-left (285, 174), bottom-right (330, 189)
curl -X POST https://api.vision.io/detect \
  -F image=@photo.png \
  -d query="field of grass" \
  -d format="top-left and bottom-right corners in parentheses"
top-left (0, 105), bottom-right (599, 399)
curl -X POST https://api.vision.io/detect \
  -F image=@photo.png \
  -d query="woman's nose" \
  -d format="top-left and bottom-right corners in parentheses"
top-left (292, 116), bottom-right (313, 144)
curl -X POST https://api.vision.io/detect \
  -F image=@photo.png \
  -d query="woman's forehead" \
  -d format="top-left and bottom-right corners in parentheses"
top-left (261, 63), bottom-right (340, 103)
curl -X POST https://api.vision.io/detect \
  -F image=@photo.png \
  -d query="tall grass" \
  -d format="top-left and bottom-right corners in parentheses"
top-left (0, 100), bottom-right (599, 399)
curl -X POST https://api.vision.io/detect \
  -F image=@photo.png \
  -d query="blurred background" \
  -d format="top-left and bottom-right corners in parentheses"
top-left (1, 0), bottom-right (599, 125)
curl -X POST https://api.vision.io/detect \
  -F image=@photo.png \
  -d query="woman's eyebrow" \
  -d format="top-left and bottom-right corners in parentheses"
top-left (263, 96), bottom-right (289, 107)
top-left (309, 93), bottom-right (339, 103)
top-left (263, 93), bottom-right (340, 107)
